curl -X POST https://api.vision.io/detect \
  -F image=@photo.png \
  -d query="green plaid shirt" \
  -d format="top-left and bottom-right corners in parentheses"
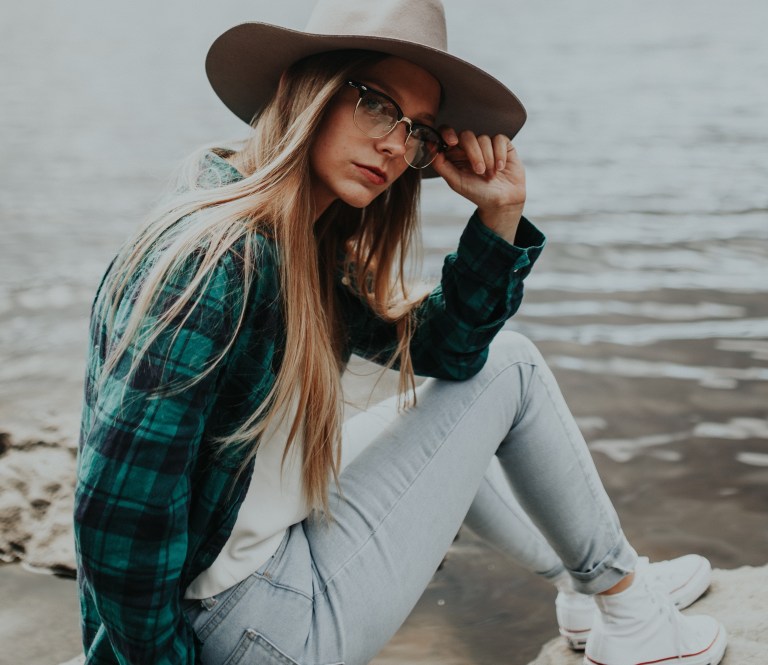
top-left (75, 153), bottom-right (545, 664)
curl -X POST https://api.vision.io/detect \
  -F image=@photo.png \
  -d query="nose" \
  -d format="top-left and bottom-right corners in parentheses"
top-left (374, 119), bottom-right (409, 158)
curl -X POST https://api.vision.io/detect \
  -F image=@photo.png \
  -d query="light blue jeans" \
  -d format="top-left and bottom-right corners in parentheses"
top-left (183, 331), bottom-right (637, 665)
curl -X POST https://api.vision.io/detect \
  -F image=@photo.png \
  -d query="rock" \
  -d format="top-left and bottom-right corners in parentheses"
top-left (0, 445), bottom-right (77, 573)
top-left (526, 565), bottom-right (768, 665)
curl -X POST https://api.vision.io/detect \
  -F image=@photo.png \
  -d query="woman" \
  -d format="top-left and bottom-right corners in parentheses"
top-left (74, 2), bottom-right (727, 664)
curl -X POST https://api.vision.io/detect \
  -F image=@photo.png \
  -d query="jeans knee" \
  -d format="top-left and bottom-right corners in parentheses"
top-left (488, 330), bottom-right (543, 369)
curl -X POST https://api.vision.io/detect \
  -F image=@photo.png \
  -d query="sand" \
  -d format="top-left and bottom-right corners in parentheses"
top-left (2, 357), bottom-right (768, 664)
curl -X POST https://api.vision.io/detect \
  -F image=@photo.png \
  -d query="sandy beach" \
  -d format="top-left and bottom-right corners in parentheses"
top-left (2, 0), bottom-right (767, 663)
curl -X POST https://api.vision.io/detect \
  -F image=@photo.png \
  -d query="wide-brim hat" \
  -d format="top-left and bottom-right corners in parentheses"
top-left (206, 0), bottom-right (526, 178)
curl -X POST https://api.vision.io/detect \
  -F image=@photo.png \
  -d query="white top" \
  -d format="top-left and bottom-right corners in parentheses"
top-left (184, 399), bottom-right (308, 599)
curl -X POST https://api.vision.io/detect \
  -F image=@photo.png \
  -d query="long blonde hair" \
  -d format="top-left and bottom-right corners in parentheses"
top-left (96, 50), bottom-right (427, 515)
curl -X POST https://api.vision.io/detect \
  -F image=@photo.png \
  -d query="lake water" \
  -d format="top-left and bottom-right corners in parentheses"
top-left (1, 0), bottom-right (766, 423)
top-left (1, 1), bottom-right (767, 663)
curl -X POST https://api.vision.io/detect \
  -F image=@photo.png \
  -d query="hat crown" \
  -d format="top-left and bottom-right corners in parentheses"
top-left (305, 0), bottom-right (448, 51)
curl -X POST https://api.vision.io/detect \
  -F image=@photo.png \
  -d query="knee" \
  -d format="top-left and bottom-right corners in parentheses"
top-left (487, 330), bottom-right (544, 370)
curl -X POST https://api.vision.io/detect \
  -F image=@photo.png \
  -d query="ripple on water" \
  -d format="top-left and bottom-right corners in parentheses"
top-left (525, 271), bottom-right (768, 293)
top-left (520, 300), bottom-right (745, 320)
top-left (590, 418), bottom-right (768, 463)
top-left (511, 318), bottom-right (768, 345)
top-left (716, 339), bottom-right (768, 362)
top-left (735, 452), bottom-right (768, 468)
top-left (589, 432), bottom-right (689, 463)
top-left (692, 418), bottom-right (768, 440)
top-left (548, 355), bottom-right (768, 389)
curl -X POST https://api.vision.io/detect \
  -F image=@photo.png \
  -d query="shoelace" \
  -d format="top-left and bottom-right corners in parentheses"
top-left (643, 577), bottom-right (684, 661)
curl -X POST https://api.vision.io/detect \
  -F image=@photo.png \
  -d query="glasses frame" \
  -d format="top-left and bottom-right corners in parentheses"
top-left (346, 80), bottom-right (447, 169)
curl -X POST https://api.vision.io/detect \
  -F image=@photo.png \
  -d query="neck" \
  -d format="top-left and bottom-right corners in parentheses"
top-left (310, 180), bottom-right (335, 223)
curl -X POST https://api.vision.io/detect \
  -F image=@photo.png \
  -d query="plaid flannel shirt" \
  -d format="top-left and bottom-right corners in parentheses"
top-left (74, 153), bottom-right (545, 664)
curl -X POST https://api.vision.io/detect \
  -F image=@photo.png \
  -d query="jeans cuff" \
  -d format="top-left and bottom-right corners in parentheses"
top-left (539, 562), bottom-right (567, 581)
top-left (567, 534), bottom-right (638, 595)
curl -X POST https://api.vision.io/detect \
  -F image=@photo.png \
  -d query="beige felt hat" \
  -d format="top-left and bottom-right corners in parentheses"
top-left (206, 0), bottom-right (526, 175)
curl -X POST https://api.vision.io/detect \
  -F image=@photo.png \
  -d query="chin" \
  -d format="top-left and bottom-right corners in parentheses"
top-left (339, 187), bottom-right (385, 209)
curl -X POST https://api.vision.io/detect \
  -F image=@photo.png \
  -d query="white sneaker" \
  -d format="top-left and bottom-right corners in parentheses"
top-left (584, 568), bottom-right (727, 665)
top-left (556, 554), bottom-right (712, 650)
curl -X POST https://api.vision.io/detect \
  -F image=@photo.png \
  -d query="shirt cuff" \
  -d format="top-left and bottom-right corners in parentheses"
top-left (454, 211), bottom-right (546, 283)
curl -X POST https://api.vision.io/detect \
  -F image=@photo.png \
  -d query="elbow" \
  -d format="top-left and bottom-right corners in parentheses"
top-left (420, 349), bottom-right (489, 381)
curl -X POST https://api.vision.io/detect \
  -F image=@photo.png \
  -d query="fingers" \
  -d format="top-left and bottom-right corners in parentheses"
top-left (440, 125), bottom-right (459, 149)
top-left (439, 126), bottom-right (515, 176)
top-left (493, 134), bottom-right (512, 171)
top-left (459, 130), bottom-right (489, 174)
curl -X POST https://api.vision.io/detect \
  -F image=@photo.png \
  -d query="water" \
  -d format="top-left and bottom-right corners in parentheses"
top-left (1, 1), bottom-right (767, 663)
top-left (1, 1), bottom-right (766, 407)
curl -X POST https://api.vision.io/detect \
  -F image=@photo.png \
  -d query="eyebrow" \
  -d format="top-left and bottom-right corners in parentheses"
top-left (362, 77), bottom-right (438, 125)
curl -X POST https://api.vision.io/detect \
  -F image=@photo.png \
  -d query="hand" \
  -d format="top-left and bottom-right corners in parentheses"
top-left (431, 128), bottom-right (526, 244)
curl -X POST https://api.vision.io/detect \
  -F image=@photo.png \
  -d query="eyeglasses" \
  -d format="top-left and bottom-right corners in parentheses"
top-left (347, 80), bottom-right (447, 170)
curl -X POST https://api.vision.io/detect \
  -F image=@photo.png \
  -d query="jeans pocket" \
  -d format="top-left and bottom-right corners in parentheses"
top-left (223, 629), bottom-right (344, 665)
top-left (223, 630), bottom-right (299, 665)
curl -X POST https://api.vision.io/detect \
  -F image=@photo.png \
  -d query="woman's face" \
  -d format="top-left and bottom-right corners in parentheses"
top-left (309, 56), bottom-right (441, 217)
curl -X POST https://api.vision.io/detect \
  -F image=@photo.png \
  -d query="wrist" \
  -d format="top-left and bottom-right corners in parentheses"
top-left (477, 204), bottom-right (525, 244)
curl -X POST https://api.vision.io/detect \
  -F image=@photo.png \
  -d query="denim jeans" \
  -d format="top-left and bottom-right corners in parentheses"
top-left (183, 331), bottom-right (637, 665)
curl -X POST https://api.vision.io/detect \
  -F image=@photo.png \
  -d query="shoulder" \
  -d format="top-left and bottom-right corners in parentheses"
top-left (195, 147), bottom-right (244, 190)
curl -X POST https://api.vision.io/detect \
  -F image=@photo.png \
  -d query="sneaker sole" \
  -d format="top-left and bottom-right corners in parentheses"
top-left (583, 622), bottom-right (728, 665)
top-left (560, 628), bottom-right (589, 651)
top-left (562, 556), bottom-right (712, 652)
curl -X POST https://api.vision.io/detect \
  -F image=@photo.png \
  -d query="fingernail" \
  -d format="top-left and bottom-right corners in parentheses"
top-left (497, 160), bottom-right (504, 170)
top-left (475, 162), bottom-right (485, 174)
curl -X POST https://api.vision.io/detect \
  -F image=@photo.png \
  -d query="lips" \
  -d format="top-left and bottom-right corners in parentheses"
top-left (354, 163), bottom-right (387, 185)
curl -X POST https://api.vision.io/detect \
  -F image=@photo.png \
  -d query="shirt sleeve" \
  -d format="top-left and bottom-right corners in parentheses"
top-left (74, 249), bottom-right (247, 664)
top-left (340, 212), bottom-right (546, 379)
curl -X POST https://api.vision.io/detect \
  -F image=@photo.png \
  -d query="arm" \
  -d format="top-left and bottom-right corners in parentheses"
top-left (75, 249), bottom-right (248, 664)
top-left (340, 211), bottom-right (545, 379)
top-left (342, 131), bottom-right (544, 379)
top-left (408, 211), bottom-right (544, 377)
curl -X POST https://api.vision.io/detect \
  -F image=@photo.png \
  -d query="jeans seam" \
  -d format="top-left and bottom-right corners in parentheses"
top-left (256, 528), bottom-right (291, 579)
top-left (483, 470), bottom-right (563, 577)
top-left (254, 576), bottom-right (314, 600)
top-left (317, 360), bottom-right (536, 595)
top-left (546, 370), bottom-right (606, 520)
top-left (535, 367), bottom-right (634, 585)
top-left (198, 571), bottom-right (259, 641)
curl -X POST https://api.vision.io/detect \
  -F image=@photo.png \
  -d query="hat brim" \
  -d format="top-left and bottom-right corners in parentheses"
top-left (206, 23), bottom-right (526, 179)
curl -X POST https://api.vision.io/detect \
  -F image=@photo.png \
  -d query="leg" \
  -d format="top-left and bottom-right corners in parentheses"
top-left (341, 385), bottom-right (566, 581)
top-left (465, 456), bottom-right (565, 578)
top-left (186, 331), bottom-right (633, 665)
top-left (301, 331), bottom-right (636, 664)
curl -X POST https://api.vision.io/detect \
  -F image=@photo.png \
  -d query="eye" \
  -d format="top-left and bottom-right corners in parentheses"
top-left (361, 93), bottom-right (385, 113)
top-left (410, 125), bottom-right (441, 147)
top-left (363, 92), bottom-right (398, 118)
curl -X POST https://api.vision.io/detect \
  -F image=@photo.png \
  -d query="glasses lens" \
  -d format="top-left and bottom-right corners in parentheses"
top-left (354, 91), bottom-right (398, 138)
top-left (405, 126), bottom-right (442, 169)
